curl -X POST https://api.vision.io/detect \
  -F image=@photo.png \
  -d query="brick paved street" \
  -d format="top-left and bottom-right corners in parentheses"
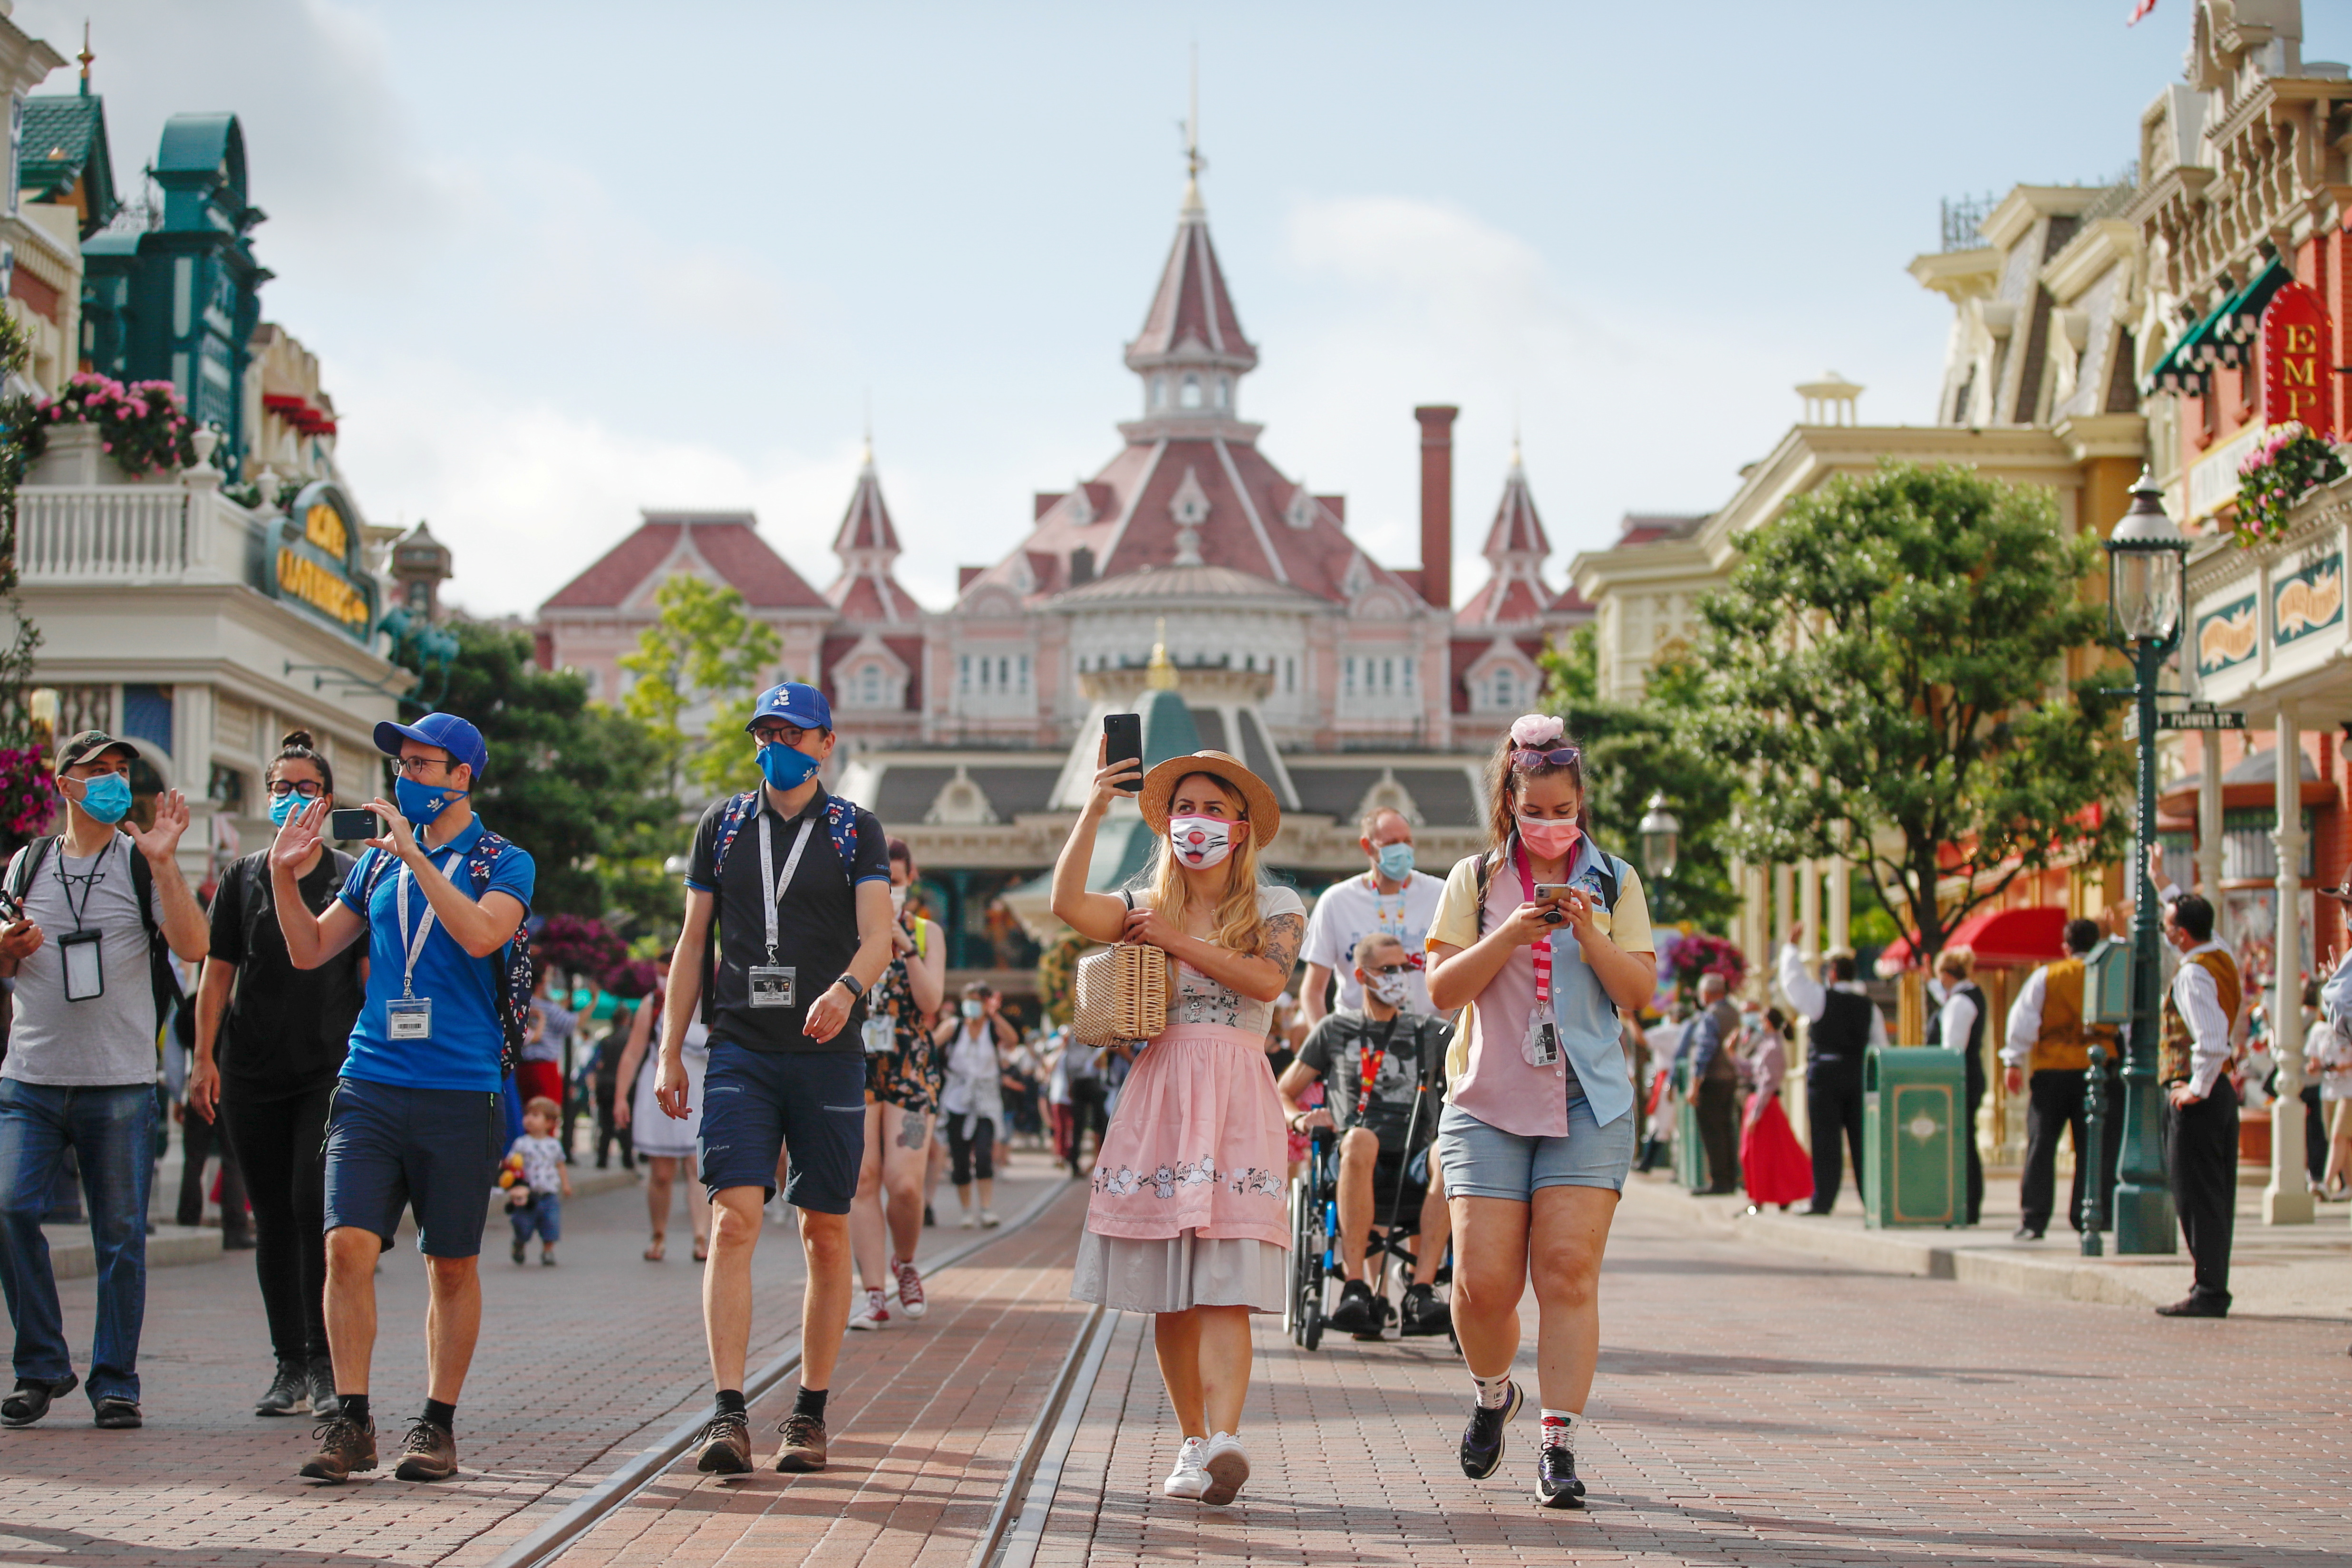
top-left (4, 1153), bottom-right (2346, 1567)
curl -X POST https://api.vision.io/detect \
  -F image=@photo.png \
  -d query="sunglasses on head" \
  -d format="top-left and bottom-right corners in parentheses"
top-left (1510, 745), bottom-right (1580, 771)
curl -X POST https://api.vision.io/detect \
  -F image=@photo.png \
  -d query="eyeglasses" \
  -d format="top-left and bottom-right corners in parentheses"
top-left (265, 781), bottom-right (326, 800)
top-left (751, 724), bottom-right (812, 748)
top-left (394, 755), bottom-right (455, 778)
top-left (1510, 745), bottom-right (1581, 771)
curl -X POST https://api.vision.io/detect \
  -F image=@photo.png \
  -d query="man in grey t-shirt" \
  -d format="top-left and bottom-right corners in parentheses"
top-left (0, 731), bottom-right (207, 1430)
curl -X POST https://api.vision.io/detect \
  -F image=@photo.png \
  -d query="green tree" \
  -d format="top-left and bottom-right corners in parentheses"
top-left (1691, 460), bottom-right (2130, 961)
top-left (1539, 631), bottom-right (1739, 932)
top-left (619, 576), bottom-right (780, 800)
top-left (407, 620), bottom-right (679, 929)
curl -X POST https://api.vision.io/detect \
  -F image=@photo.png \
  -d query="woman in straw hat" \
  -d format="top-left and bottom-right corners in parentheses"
top-left (1051, 742), bottom-right (1304, 1508)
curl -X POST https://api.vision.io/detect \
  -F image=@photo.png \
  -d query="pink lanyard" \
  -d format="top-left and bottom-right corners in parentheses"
top-left (1511, 840), bottom-right (1552, 1012)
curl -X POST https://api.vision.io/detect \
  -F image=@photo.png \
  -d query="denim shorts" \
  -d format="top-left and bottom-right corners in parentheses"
top-left (322, 1076), bottom-right (504, 1258)
top-left (1436, 1088), bottom-right (1636, 1202)
top-left (698, 1042), bottom-right (865, 1213)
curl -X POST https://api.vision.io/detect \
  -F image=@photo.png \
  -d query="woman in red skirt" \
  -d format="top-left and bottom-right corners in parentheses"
top-left (1739, 1007), bottom-right (1813, 1212)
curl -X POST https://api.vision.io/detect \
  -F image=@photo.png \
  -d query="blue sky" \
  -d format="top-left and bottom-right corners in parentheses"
top-left (20, 0), bottom-right (2351, 615)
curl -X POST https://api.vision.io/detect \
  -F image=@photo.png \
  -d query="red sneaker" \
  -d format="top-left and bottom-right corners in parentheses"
top-left (893, 1257), bottom-right (928, 1320)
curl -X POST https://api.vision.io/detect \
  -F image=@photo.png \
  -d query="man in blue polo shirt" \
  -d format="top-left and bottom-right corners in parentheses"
top-left (650, 683), bottom-right (891, 1476)
top-left (268, 713), bottom-right (534, 1486)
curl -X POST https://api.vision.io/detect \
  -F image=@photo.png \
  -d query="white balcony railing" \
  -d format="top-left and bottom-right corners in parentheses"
top-left (16, 485), bottom-right (266, 588)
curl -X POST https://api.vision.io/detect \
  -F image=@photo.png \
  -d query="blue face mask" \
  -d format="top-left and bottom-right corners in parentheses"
top-left (73, 772), bottom-right (132, 825)
top-left (395, 774), bottom-right (467, 828)
top-left (758, 741), bottom-right (822, 792)
top-left (1374, 842), bottom-right (1415, 881)
top-left (268, 791), bottom-right (307, 830)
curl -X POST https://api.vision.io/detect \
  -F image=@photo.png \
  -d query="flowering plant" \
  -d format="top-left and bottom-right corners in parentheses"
top-left (0, 745), bottom-right (57, 843)
top-left (2234, 422), bottom-right (2352, 546)
top-left (1669, 930), bottom-right (1746, 995)
top-left (534, 913), bottom-right (627, 988)
top-left (28, 373), bottom-right (198, 478)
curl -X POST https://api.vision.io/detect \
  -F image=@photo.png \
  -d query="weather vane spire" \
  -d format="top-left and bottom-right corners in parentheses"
top-left (78, 21), bottom-right (94, 95)
top-left (1181, 42), bottom-right (1205, 215)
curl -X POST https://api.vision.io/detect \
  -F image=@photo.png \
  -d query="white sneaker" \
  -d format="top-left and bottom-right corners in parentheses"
top-left (1199, 1431), bottom-right (1249, 1506)
top-left (1162, 1436), bottom-right (1208, 1500)
top-left (958, 1209), bottom-right (977, 1229)
top-left (847, 1287), bottom-right (890, 1331)
top-left (980, 1209), bottom-right (1000, 1229)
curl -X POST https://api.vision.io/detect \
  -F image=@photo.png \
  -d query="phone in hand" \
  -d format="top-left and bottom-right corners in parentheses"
top-left (1103, 712), bottom-right (1143, 794)
top-left (328, 807), bottom-right (383, 841)
top-left (1533, 883), bottom-right (1577, 903)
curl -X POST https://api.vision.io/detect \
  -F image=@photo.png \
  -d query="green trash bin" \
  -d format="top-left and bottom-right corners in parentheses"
top-left (1862, 1046), bottom-right (1966, 1229)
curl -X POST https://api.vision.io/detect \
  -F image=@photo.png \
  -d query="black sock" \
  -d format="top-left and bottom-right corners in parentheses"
top-left (793, 1385), bottom-right (827, 1421)
top-left (339, 1393), bottom-right (370, 1426)
top-left (423, 1398), bottom-right (456, 1432)
top-left (715, 1388), bottom-right (747, 1418)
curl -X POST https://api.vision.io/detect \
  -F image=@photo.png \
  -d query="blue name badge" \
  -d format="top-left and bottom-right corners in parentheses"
top-left (387, 997), bottom-right (433, 1041)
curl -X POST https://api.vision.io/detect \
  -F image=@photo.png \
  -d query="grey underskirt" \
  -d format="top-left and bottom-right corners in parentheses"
top-left (1070, 1228), bottom-right (1289, 1314)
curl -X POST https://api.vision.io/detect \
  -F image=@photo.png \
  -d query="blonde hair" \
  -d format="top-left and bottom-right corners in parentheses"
top-left (1936, 948), bottom-right (1975, 982)
top-left (1148, 771), bottom-right (1268, 958)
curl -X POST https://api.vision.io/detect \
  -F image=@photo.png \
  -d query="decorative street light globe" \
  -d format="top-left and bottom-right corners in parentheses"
top-left (2104, 471), bottom-right (2189, 649)
top-left (1637, 792), bottom-right (1681, 881)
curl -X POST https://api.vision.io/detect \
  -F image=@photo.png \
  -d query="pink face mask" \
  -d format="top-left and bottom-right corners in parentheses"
top-left (1517, 815), bottom-right (1580, 860)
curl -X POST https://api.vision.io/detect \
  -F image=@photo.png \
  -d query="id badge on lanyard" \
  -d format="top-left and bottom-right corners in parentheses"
top-left (751, 813), bottom-right (816, 1009)
top-left (59, 929), bottom-right (103, 1002)
top-left (1513, 843), bottom-right (1564, 1071)
top-left (391, 852), bottom-right (459, 1043)
top-left (861, 1015), bottom-right (894, 1055)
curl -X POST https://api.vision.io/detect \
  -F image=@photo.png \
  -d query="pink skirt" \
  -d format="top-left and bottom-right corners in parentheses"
top-left (1084, 1023), bottom-right (1290, 1247)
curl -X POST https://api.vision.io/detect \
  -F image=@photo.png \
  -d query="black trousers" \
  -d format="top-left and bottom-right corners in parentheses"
top-left (593, 1081), bottom-right (633, 1170)
top-left (1806, 1068), bottom-right (1865, 1213)
top-left (2163, 1079), bottom-right (2238, 1303)
top-left (2303, 1084), bottom-right (2327, 1184)
top-left (177, 1103), bottom-right (250, 1241)
top-left (946, 1114), bottom-right (996, 1185)
top-left (2018, 1067), bottom-right (2123, 1234)
top-left (1963, 1057), bottom-right (1986, 1226)
top-left (1694, 1075), bottom-right (1740, 1194)
top-left (218, 1084), bottom-right (333, 1365)
top-left (1065, 1079), bottom-right (1107, 1174)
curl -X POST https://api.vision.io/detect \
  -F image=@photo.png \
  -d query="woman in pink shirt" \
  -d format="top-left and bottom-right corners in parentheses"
top-left (1424, 715), bottom-right (1655, 1511)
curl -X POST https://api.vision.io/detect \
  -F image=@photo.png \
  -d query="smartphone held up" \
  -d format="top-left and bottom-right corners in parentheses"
top-left (1103, 712), bottom-right (1142, 795)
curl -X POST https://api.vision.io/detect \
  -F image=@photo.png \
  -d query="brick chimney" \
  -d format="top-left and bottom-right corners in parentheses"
top-left (1414, 405), bottom-right (1458, 609)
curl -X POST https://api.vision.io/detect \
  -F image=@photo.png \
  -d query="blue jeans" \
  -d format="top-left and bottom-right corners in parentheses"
top-left (0, 1079), bottom-right (155, 1403)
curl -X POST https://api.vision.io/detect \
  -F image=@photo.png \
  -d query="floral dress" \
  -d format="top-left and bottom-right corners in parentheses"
top-left (1071, 883), bottom-right (1306, 1314)
top-left (863, 915), bottom-right (942, 1116)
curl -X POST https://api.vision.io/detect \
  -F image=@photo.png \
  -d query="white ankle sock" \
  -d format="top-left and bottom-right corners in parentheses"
top-left (1472, 1373), bottom-right (1514, 1410)
top-left (1540, 1408), bottom-right (1576, 1451)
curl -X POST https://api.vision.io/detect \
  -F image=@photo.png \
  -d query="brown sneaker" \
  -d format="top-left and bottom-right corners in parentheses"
top-left (299, 1414), bottom-right (378, 1482)
top-left (392, 1417), bottom-right (458, 1481)
top-left (692, 1411), bottom-right (753, 1474)
top-left (772, 1411), bottom-right (827, 1472)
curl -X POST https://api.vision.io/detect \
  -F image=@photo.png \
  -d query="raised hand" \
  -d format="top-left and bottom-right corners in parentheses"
top-left (126, 788), bottom-right (191, 864)
top-left (363, 797), bottom-right (418, 860)
top-left (1086, 735), bottom-right (1143, 814)
top-left (270, 798), bottom-right (328, 874)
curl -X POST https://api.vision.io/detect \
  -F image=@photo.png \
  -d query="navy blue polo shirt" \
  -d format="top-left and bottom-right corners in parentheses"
top-left (336, 816), bottom-right (536, 1093)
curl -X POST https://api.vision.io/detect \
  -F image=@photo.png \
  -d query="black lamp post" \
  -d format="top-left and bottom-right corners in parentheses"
top-left (2102, 471), bottom-right (2189, 1257)
top-left (1638, 793), bottom-right (1681, 881)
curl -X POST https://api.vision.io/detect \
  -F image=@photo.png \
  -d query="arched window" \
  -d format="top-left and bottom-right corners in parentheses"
top-left (1180, 375), bottom-right (1202, 409)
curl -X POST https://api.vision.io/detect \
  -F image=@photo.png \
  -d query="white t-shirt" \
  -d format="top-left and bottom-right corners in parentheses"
top-left (1301, 870), bottom-right (1446, 1015)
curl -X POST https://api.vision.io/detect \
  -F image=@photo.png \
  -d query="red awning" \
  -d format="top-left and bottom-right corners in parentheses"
top-left (1875, 906), bottom-right (2070, 974)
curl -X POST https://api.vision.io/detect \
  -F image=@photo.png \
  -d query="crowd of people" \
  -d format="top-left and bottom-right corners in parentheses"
top-left (5, 681), bottom-right (2314, 1514)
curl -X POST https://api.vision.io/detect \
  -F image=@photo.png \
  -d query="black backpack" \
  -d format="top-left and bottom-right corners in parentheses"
top-left (2, 834), bottom-right (184, 1029)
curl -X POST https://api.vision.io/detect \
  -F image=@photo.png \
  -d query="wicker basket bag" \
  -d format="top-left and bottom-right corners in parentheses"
top-left (1071, 942), bottom-right (1173, 1047)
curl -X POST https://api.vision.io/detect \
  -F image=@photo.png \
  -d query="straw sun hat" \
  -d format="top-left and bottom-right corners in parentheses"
top-left (1134, 749), bottom-right (1282, 847)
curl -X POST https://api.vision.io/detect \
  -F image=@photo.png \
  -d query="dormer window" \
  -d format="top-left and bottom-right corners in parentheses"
top-left (1180, 374), bottom-right (1202, 409)
top-left (1151, 376), bottom-right (1167, 410)
top-left (1215, 376), bottom-right (1230, 409)
top-left (859, 664), bottom-right (884, 707)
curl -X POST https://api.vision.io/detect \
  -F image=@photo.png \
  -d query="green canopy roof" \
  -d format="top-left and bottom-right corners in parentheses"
top-left (2146, 255), bottom-right (2295, 395)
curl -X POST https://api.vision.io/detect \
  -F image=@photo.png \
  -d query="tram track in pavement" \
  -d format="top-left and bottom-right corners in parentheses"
top-left (489, 1172), bottom-right (1099, 1568)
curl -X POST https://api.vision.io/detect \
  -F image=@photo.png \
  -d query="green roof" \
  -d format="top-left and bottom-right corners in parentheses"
top-left (18, 95), bottom-right (116, 237)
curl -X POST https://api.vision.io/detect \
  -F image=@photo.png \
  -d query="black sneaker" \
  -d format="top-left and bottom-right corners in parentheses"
top-left (306, 1359), bottom-right (339, 1419)
top-left (1536, 1444), bottom-right (1586, 1509)
top-left (255, 1358), bottom-right (310, 1417)
top-left (1400, 1283), bottom-right (1452, 1337)
top-left (1326, 1279), bottom-right (1377, 1334)
top-left (1459, 1379), bottom-right (1523, 1480)
top-left (691, 1411), bottom-right (753, 1474)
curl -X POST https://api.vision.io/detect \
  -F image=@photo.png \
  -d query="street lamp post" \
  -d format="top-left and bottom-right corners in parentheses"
top-left (2102, 472), bottom-right (2190, 1256)
top-left (1638, 793), bottom-right (1682, 882)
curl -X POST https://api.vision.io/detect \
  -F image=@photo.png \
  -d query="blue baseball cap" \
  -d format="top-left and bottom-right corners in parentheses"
top-left (745, 681), bottom-right (832, 733)
top-left (374, 712), bottom-right (488, 778)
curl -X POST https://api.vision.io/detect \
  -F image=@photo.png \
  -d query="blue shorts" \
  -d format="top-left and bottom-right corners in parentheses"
top-left (323, 1077), bottom-right (504, 1258)
top-left (698, 1043), bottom-right (865, 1214)
top-left (1436, 1086), bottom-right (1635, 1203)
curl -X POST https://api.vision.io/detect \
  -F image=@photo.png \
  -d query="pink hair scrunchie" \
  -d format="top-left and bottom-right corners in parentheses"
top-left (1509, 714), bottom-right (1565, 747)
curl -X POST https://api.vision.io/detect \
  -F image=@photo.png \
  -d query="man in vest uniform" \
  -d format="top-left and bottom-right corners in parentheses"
top-left (1778, 925), bottom-right (1886, 1215)
top-left (2001, 918), bottom-right (2123, 1241)
top-left (1924, 949), bottom-right (1988, 1226)
top-left (2155, 892), bottom-right (2241, 1317)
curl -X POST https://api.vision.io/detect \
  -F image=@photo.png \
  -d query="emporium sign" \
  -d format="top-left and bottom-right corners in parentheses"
top-left (2261, 281), bottom-right (2334, 439)
top-left (263, 480), bottom-right (377, 643)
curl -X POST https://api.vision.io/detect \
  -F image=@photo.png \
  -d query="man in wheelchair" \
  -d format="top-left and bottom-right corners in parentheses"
top-left (1278, 933), bottom-right (1453, 1339)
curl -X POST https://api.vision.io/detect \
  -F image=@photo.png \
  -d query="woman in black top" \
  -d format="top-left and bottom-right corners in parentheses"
top-left (188, 731), bottom-right (366, 1420)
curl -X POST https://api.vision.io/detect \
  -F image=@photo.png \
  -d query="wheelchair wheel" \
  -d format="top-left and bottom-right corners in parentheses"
top-left (1301, 1295), bottom-right (1323, 1351)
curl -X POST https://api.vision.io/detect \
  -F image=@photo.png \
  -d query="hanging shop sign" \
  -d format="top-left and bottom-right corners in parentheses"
top-left (2261, 281), bottom-right (2333, 439)
top-left (263, 480), bottom-right (377, 643)
top-left (2194, 592), bottom-right (2258, 677)
top-left (2272, 549), bottom-right (2343, 650)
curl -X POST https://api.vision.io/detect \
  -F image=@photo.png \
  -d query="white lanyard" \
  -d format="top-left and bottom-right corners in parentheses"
top-left (394, 851), bottom-right (463, 999)
top-left (1368, 873), bottom-right (1408, 937)
top-left (755, 813), bottom-right (818, 963)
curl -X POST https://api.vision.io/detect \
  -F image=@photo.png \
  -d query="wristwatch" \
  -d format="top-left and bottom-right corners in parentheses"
top-left (835, 973), bottom-right (866, 1000)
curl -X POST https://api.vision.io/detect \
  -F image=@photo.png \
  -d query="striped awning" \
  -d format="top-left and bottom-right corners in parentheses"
top-left (2145, 257), bottom-right (2294, 394)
